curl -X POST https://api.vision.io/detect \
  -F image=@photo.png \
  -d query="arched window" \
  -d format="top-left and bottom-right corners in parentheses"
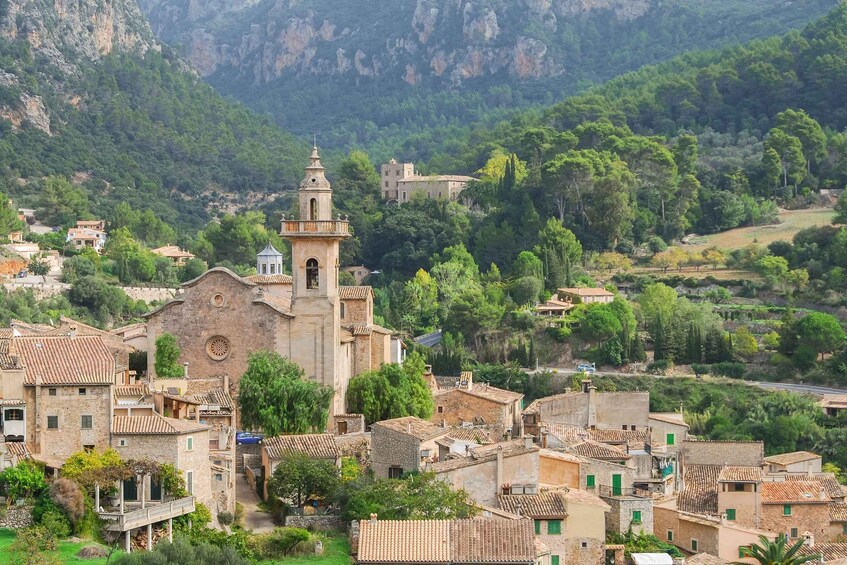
top-left (270, 264), bottom-right (275, 274)
top-left (306, 258), bottom-right (319, 289)
top-left (310, 198), bottom-right (318, 221)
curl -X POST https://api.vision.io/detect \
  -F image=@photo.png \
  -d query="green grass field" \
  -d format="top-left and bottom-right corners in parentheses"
top-left (260, 536), bottom-right (352, 565)
top-left (0, 529), bottom-right (109, 564)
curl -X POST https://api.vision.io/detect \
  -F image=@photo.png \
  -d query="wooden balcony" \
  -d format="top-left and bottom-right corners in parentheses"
top-left (99, 496), bottom-right (195, 531)
top-left (280, 220), bottom-right (350, 237)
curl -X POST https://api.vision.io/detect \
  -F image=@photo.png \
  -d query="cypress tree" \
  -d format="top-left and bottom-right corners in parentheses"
top-left (653, 317), bottom-right (666, 362)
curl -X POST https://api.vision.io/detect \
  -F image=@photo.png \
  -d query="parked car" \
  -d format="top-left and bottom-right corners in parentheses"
top-left (576, 362), bottom-right (596, 374)
top-left (236, 432), bottom-right (263, 445)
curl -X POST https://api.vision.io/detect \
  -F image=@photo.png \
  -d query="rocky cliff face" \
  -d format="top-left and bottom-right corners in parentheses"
top-left (0, 0), bottom-right (158, 132)
top-left (137, 0), bottom-right (653, 85)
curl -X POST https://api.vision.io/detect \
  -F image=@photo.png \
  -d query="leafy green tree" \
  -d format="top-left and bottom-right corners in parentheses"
top-left (154, 333), bottom-right (184, 379)
top-left (796, 312), bottom-right (846, 361)
top-left (194, 212), bottom-right (282, 268)
top-left (61, 448), bottom-right (123, 491)
top-left (340, 472), bottom-right (477, 521)
top-left (637, 283), bottom-right (678, 327)
top-left (733, 327), bottom-right (759, 357)
top-left (764, 129), bottom-right (806, 193)
top-left (582, 304), bottom-right (622, 347)
top-left (834, 191), bottom-right (847, 225)
top-left (755, 255), bottom-right (790, 287)
top-left (268, 527), bottom-right (311, 557)
top-left (346, 353), bottom-right (434, 424)
top-left (735, 534), bottom-right (819, 565)
top-left (444, 288), bottom-right (505, 349)
top-left (0, 460), bottom-right (46, 503)
top-left (0, 192), bottom-right (24, 238)
top-left (8, 525), bottom-right (59, 565)
top-left (180, 258), bottom-right (208, 282)
top-left (775, 109), bottom-right (827, 174)
top-left (267, 452), bottom-right (340, 508)
top-left (510, 276), bottom-right (543, 306)
top-left (27, 255), bottom-right (50, 282)
top-left (238, 351), bottom-right (333, 435)
top-left (402, 269), bottom-right (439, 333)
top-left (35, 177), bottom-right (90, 227)
top-left (536, 218), bottom-right (583, 289)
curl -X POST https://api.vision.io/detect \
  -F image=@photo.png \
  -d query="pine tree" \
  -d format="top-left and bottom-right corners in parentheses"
top-left (653, 317), bottom-right (667, 362)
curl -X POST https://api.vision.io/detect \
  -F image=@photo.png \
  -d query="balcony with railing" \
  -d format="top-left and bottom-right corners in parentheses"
top-left (280, 216), bottom-right (350, 237)
top-left (99, 496), bottom-right (195, 532)
top-left (596, 484), bottom-right (651, 499)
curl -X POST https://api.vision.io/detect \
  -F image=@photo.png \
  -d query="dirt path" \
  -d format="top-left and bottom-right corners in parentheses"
top-left (237, 475), bottom-right (275, 533)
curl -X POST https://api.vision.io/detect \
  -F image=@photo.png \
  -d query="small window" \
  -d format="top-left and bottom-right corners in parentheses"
top-left (310, 198), bottom-right (317, 221)
top-left (632, 510), bottom-right (642, 524)
top-left (842, 524), bottom-right (847, 535)
top-left (437, 406), bottom-right (443, 414)
top-left (666, 433), bottom-right (675, 446)
top-left (580, 542), bottom-right (587, 549)
top-left (83, 445), bottom-right (94, 451)
top-left (783, 504), bottom-right (792, 516)
top-left (79, 388), bottom-right (86, 396)
top-left (118, 438), bottom-right (129, 447)
top-left (667, 530), bottom-right (673, 541)
top-left (4, 409), bottom-right (23, 421)
top-left (551, 556), bottom-right (559, 565)
top-left (187, 436), bottom-right (193, 451)
top-left (384, 181), bottom-right (388, 188)
top-left (81, 415), bottom-right (92, 429)
top-left (186, 471), bottom-right (193, 494)
top-left (270, 263), bottom-right (275, 274)
top-left (630, 425), bottom-right (636, 431)
top-left (215, 473), bottom-right (223, 481)
top-left (621, 425), bottom-right (627, 430)
top-left (47, 415), bottom-right (58, 429)
top-left (726, 508), bottom-right (736, 521)
top-left (340, 303), bottom-right (346, 319)
top-left (790, 528), bottom-right (798, 539)
top-left (388, 467), bottom-right (403, 479)
top-left (548, 520), bottom-right (562, 535)
top-left (691, 539), bottom-right (698, 552)
top-left (48, 388), bottom-right (57, 396)
top-left (262, 264), bottom-right (267, 274)
top-left (306, 258), bottom-right (319, 289)
top-left (734, 483), bottom-right (745, 492)
top-left (534, 520), bottom-right (540, 535)
top-left (586, 475), bottom-right (595, 488)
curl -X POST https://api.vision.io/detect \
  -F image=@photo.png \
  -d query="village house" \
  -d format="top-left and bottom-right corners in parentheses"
top-left (151, 245), bottom-right (195, 265)
top-left (431, 371), bottom-right (524, 438)
top-left (429, 437), bottom-right (540, 507)
top-left (342, 265), bottom-right (371, 285)
top-left (436, 426), bottom-right (495, 456)
top-left (371, 416), bottom-right (449, 479)
top-left (764, 451), bottom-right (823, 474)
top-left (260, 433), bottom-right (340, 499)
top-left (498, 489), bottom-right (610, 565)
top-left (66, 220), bottom-right (107, 253)
top-left (557, 287), bottom-right (615, 305)
top-left (819, 394), bottom-right (847, 417)
top-left (380, 159), bottom-right (476, 203)
top-left (144, 150), bottom-right (400, 419)
top-left (538, 449), bottom-right (581, 489)
top-left (760, 480), bottom-right (831, 541)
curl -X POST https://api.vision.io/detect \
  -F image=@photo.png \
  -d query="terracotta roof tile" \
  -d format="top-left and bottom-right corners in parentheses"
top-left (796, 542), bottom-right (847, 561)
top-left (3, 442), bottom-right (29, 458)
top-left (436, 385), bottom-right (523, 406)
top-left (114, 385), bottom-right (147, 397)
top-left (649, 412), bottom-right (690, 428)
top-left (498, 492), bottom-right (568, 519)
top-left (263, 433), bottom-right (339, 460)
top-left (356, 519), bottom-right (536, 564)
top-left (244, 274), bottom-right (293, 284)
top-left (563, 488), bottom-right (611, 508)
top-left (430, 441), bottom-right (537, 473)
top-left (339, 286), bottom-right (372, 300)
top-left (764, 451), bottom-right (821, 466)
top-left (679, 464), bottom-right (722, 515)
top-left (13, 335), bottom-right (117, 385)
top-left (831, 503), bottom-right (847, 522)
top-left (572, 440), bottom-right (629, 460)
top-left (112, 414), bottom-right (208, 435)
top-left (447, 427), bottom-right (494, 445)
top-left (685, 554), bottom-right (729, 565)
top-left (761, 480), bottom-right (830, 504)
top-left (374, 416), bottom-right (447, 440)
top-left (783, 473), bottom-right (844, 499)
top-left (544, 423), bottom-right (649, 448)
top-left (523, 392), bottom-right (578, 415)
top-left (718, 466), bottom-right (763, 483)
top-left (538, 449), bottom-right (582, 464)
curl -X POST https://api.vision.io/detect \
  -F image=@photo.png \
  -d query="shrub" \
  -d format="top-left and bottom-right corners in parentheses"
top-left (710, 362), bottom-right (746, 379)
top-left (50, 478), bottom-right (85, 523)
top-left (39, 509), bottom-right (72, 539)
top-left (0, 460), bottom-right (46, 502)
top-left (9, 526), bottom-right (58, 565)
top-left (218, 512), bottom-right (234, 526)
top-left (647, 359), bottom-right (673, 375)
top-left (691, 363), bottom-right (710, 376)
top-left (545, 325), bottom-right (572, 343)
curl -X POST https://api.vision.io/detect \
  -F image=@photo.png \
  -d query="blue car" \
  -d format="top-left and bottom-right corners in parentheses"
top-left (577, 363), bottom-right (596, 374)
top-left (236, 432), bottom-right (264, 445)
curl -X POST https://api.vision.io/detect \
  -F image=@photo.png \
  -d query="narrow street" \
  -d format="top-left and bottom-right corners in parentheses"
top-left (236, 476), bottom-right (275, 534)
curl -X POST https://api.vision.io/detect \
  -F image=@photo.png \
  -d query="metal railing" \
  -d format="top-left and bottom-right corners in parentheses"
top-left (596, 485), bottom-right (650, 498)
top-left (280, 220), bottom-right (349, 235)
top-left (99, 496), bottom-right (195, 531)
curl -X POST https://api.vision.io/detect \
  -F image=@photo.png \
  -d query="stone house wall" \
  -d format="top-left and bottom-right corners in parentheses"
top-left (678, 517), bottom-right (720, 555)
top-left (682, 440), bottom-right (764, 467)
top-left (603, 496), bottom-right (653, 535)
top-left (760, 503), bottom-right (829, 540)
top-left (341, 298), bottom-right (371, 324)
top-left (437, 450), bottom-right (539, 508)
top-left (27, 384), bottom-right (111, 460)
top-left (370, 425), bottom-right (421, 479)
top-left (578, 457), bottom-right (636, 492)
top-left (432, 389), bottom-right (507, 432)
top-left (653, 505), bottom-right (679, 546)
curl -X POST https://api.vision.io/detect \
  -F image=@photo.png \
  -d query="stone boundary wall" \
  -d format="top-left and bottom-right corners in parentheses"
top-left (0, 505), bottom-right (34, 529)
top-left (286, 515), bottom-right (344, 531)
top-left (1, 282), bottom-right (176, 303)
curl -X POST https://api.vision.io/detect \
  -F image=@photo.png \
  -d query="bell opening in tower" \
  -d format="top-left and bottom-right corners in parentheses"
top-left (306, 258), bottom-right (319, 289)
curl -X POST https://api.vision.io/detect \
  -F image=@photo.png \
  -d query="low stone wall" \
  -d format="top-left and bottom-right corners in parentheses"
top-left (0, 505), bottom-right (34, 529)
top-left (285, 514), bottom-right (344, 532)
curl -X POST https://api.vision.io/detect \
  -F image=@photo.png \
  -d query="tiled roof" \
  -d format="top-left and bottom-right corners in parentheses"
top-left (558, 287), bottom-right (614, 297)
top-left (197, 389), bottom-right (234, 412)
top-left (339, 286), bottom-right (372, 300)
top-left (572, 440), bottom-right (629, 460)
top-left (563, 488), bottom-right (611, 508)
top-left (831, 503), bottom-right (847, 522)
top-left (544, 423), bottom-right (649, 447)
top-left (783, 473), bottom-right (844, 499)
top-left (523, 392), bottom-right (578, 415)
top-left (244, 274), bottom-right (293, 284)
top-left (430, 441), bottom-right (537, 473)
top-left (114, 385), bottom-right (147, 397)
top-left (3, 442), bottom-right (30, 458)
top-left (538, 449), bottom-right (582, 464)
top-left (356, 519), bottom-right (536, 564)
top-left (374, 416), bottom-right (447, 440)
top-left (648, 412), bottom-right (690, 427)
top-left (437, 384), bottom-right (523, 406)
top-left (447, 427), bottom-right (494, 445)
top-left (0, 399), bottom-right (25, 406)
top-left (761, 480), bottom-right (830, 504)
top-left (263, 433), bottom-right (339, 460)
top-left (718, 466), bottom-right (763, 483)
top-left (685, 553), bottom-right (729, 565)
top-left (13, 335), bottom-right (117, 385)
top-left (498, 492), bottom-right (567, 518)
top-left (796, 542), bottom-right (847, 562)
top-left (678, 464), bottom-right (722, 515)
top-left (764, 451), bottom-right (821, 466)
top-left (112, 414), bottom-right (209, 435)
top-left (253, 294), bottom-right (292, 315)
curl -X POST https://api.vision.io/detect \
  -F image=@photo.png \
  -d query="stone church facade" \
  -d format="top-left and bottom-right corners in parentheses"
top-left (145, 148), bottom-right (393, 417)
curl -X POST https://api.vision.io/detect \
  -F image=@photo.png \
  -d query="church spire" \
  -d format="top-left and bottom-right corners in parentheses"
top-left (301, 144), bottom-right (330, 191)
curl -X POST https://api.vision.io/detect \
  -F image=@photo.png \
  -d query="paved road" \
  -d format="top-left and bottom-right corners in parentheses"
top-left (527, 366), bottom-right (846, 396)
top-left (414, 330), bottom-right (443, 347)
top-left (236, 475), bottom-right (275, 533)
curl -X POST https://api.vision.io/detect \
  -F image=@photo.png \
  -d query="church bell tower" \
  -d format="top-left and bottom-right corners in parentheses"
top-left (280, 146), bottom-right (351, 414)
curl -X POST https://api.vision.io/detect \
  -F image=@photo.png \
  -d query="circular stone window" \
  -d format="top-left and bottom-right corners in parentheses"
top-left (211, 293), bottom-right (226, 307)
top-left (206, 336), bottom-right (231, 361)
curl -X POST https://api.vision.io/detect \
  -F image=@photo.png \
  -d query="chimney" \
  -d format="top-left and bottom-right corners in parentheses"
top-left (582, 379), bottom-right (592, 393)
top-left (803, 532), bottom-right (814, 548)
top-left (407, 422), bottom-right (412, 434)
top-left (183, 362), bottom-right (189, 379)
top-left (496, 445), bottom-right (504, 497)
top-left (541, 431), bottom-right (548, 449)
top-left (466, 372), bottom-right (473, 391)
top-left (68, 325), bottom-right (77, 338)
top-left (369, 513), bottom-right (378, 523)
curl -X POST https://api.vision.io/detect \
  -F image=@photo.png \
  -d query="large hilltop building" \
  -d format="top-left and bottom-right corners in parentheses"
top-left (380, 159), bottom-right (475, 203)
top-left (145, 148), bottom-right (399, 417)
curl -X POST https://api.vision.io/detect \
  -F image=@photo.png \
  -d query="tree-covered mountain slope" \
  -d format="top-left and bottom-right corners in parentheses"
top-left (136, 0), bottom-right (839, 155)
top-left (0, 0), bottom-right (306, 231)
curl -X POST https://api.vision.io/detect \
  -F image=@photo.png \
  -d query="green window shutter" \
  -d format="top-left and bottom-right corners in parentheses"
top-left (691, 540), bottom-right (698, 552)
top-left (551, 556), bottom-right (559, 565)
top-left (534, 520), bottom-right (540, 535)
top-left (632, 510), bottom-right (642, 523)
top-left (667, 530), bottom-right (673, 541)
top-left (548, 520), bottom-right (562, 535)
top-left (726, 509), bottom-right (736, 521)
top-left (842, 524), bottom-right (847, 535)
top-left (666, 433), bottom-right (675, 446)
top-left (586, 474), bottom-right (595, 488)
top-left (783, 504), bottom-right (792, 516)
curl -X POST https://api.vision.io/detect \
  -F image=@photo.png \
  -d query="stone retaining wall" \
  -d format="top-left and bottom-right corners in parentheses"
top-left (0, 505), bottom-right (34, 529)
top-left (285, 514), bottom-right (344, 531)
